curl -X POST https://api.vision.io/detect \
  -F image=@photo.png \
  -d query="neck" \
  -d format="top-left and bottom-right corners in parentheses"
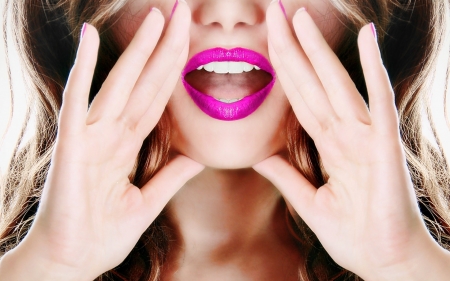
top-left (164, 167), bottom-right (296, 261)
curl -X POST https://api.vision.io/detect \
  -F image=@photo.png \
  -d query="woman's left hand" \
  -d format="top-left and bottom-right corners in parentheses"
top-left (253, 1), bottom-right (450, 280)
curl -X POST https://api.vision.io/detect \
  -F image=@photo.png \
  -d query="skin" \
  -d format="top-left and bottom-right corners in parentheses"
top-left (116, 0), bottom-right (343, 279)
top-left (117, 0), bottom-right (342, 170)
top-left (1, 0), bottom-right (450, 281)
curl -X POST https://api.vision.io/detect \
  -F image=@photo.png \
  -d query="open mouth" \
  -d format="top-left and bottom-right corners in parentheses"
top-left (181, 48), bottom-right (276, 121)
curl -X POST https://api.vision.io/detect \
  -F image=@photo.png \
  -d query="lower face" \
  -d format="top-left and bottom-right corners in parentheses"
top-left (117, 0), bottom-right (343, 169)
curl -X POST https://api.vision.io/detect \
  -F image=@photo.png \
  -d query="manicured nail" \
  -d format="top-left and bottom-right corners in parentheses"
top-left (170, 0), bottom-right (187, 20)
top-left (370, 22), bottom-right (378, 42)
top-left (80, 22), bottom-right (87, 39)
top-left (279, 0), bottom-right (287, 20)
top-left (169, 0), bottom-right (179, 20)
top-left (295, 7), bottom-right (306, 15)
top-left (151, 7), bottom-right (162, 14)
top-left (270, 0), bottom-right (279, 4)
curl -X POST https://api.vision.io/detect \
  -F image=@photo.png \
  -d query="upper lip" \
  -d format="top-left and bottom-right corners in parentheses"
top-left (182, 47), bottom-right (276, 77)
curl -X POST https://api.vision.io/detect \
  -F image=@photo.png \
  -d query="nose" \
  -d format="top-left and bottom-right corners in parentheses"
top-left (194, 0), bottom-right (261, 32)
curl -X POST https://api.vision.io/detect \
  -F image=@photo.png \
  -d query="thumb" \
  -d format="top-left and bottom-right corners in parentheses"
top-left (252, 155), bottom-right (317, 223)
top-left (140, 155), bottom-right (205, 214)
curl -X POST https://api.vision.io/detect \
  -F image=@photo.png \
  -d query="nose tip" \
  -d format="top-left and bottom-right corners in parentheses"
top-left (195, 1), bottom-right (260, 32)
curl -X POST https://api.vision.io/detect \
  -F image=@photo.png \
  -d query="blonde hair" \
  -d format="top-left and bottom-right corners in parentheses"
top-left (1, 0), bottom-right (449, 280)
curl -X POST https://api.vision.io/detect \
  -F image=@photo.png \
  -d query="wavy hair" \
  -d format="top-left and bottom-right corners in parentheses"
top-left (1, 0), bottom-right (449, 280)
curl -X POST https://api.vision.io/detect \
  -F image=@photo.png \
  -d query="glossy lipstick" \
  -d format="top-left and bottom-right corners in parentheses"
top-left (181, 47), bottom-right (276, 121)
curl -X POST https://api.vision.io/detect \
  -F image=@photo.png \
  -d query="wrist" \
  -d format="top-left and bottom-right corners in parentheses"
top-left (0, 240), bottom-right (93, 281)
top-left (364, 236), bottom-right (450, 281)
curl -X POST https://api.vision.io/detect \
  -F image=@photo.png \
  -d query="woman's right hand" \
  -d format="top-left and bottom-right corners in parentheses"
top-left (1, 1), bottom-right (203, 280)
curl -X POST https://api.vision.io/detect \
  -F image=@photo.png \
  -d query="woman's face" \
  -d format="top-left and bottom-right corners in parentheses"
top-left (117, 0), bottom-right (343, 169)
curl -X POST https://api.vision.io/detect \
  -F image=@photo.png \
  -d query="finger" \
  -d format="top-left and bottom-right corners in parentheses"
top-left (86, 8), bottom-right (165, 124)
top-left (268, 40), bottom-right (321, 138)
top-left (358, 24), bottom-right (399, 134)
top-left (60, 24), bottom-right (99, 135)
top-left (140, 155), bottom-right (205, 217)
top-left (121, 1), bottom-right (191, 129)
top-left (292, 9), bottom-right (371, 125)
top-left (252, 155), bottom-right (317, 224)
top-left (266, 1), bottom-right (338, 129)
top-left (135, 40), bottom-right (189, 139)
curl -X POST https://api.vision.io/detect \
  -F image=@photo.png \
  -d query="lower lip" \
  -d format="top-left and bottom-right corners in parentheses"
top-left (181, 76), bottom-right (276, 121)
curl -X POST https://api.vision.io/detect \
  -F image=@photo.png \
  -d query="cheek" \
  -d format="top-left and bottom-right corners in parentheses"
top-left (286, 0), bottom-right (344, 49)
top-left (166, 79), bottom-right (291, 169)
top-left (116, 15), bottom-right (147, 50)
top-left (115, 1), bottom-right (173, 49)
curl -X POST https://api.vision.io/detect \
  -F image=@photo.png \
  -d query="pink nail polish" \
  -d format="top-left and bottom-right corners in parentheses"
top-left (279, 0), bottom-right (287, 20)
top-left (169, 0), bottom-right (179, 20)
top-left (151, 7), bottom-right (162, 14)
top-left (80, 22), bottom-right (87, 39)
top-left (370, 22), bottom-right (378, 42)
top-left (295, 7), bottom-right (307, 15)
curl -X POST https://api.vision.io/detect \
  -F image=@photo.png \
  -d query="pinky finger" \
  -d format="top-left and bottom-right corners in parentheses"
top-left (59, 24), bottom-right (99, 135)
top-left (358, 23), bottom-right (399, 134)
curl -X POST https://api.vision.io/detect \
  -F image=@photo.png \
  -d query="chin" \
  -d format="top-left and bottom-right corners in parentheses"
top-left (170, 142), bottom-right (286, 169)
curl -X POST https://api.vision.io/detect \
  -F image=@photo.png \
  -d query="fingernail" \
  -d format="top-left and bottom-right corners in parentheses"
top-left (151, 7), bottom-right (162, 14)
top-left (80, 22), bottom-right (87, 39)
top-left (170, 0), bottom-right (186, 20)
top-left (295, 7), bottom-right (307, 15)
top-left (370, 22), bottom-right (378, 42)
top-left (270, 0), bottom-right (279, 4)
top-left (279, 0), bottom-right (287, 20)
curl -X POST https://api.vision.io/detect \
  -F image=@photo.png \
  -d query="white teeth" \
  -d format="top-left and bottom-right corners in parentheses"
top-left (228, 62), bottom-right (244, 74)
top-left (214, 97), bottom-right (243, 103)
top-left (198, 61), bottom-right (261, 74)
top-left (242, 63), bottom-right (253, 72)
top-left (204, 63), bottom-right (214, 72)
top-left (213, 62), bottom-right (228, 74)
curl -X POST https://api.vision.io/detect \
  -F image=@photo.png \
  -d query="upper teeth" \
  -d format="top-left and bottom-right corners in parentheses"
top-left (214, 97), bottom-right (243, 103)
top-left (197, 61), bottom-right (261, 74)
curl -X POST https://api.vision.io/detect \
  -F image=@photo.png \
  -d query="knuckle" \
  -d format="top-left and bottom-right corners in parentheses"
top-left (321, 115), bottom-right (340, 132)
top-left (275, 39), bottom-right (297, 58)
top-left (134, 44), bottom-right (152, 60)
top-left (146, 79), bottom-right (162, 94)
top-left (295, 78), bottom-right (315, 93)
top-left (306, 46), bottom-right (322, 62)
top-left (167, 37), bottom-right (186, 54)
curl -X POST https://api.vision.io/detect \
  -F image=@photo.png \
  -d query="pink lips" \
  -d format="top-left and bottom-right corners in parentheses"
top-left (181, 47), bottom-right (276, 121)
